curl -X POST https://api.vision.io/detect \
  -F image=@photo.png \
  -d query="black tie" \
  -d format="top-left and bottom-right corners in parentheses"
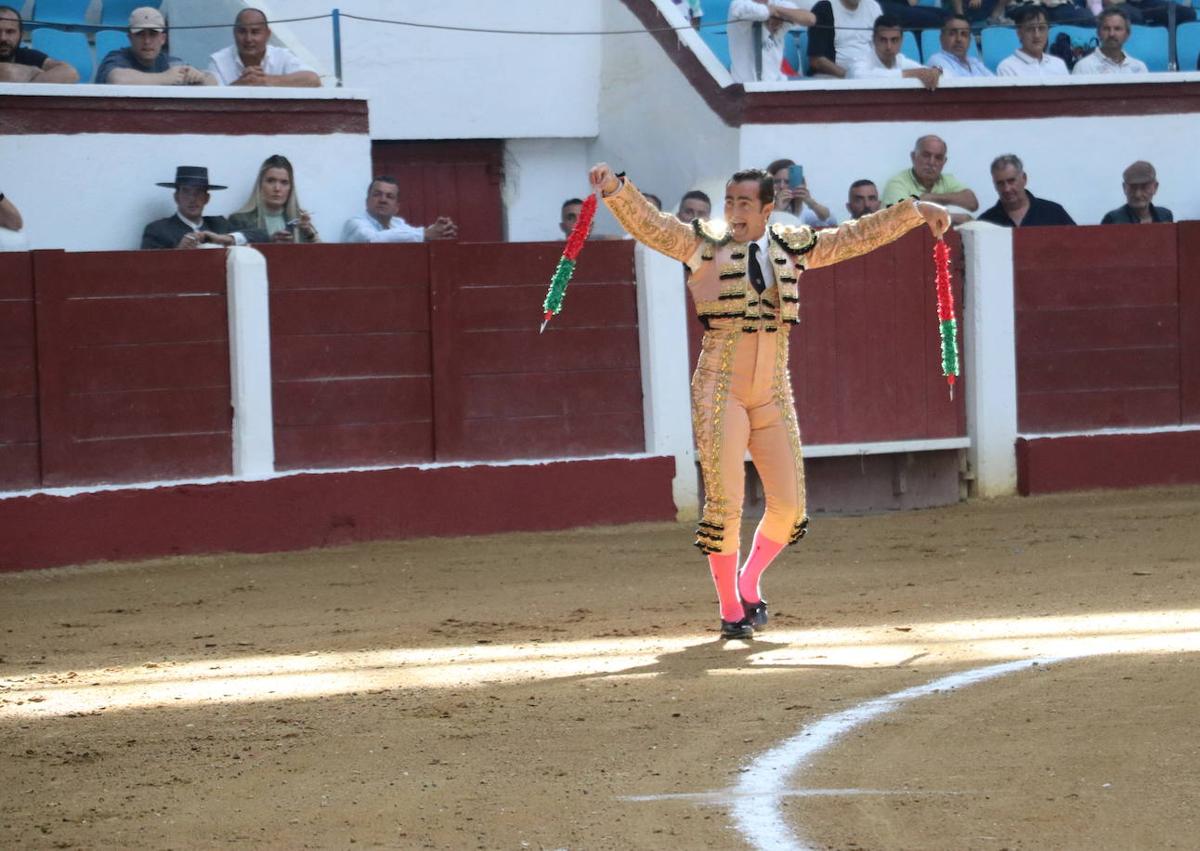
top-left (748, 243), bottom-right (766, 294)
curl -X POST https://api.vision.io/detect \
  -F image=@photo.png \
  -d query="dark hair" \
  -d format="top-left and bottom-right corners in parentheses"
top-left (0, 5), bottom-right (22, 25)
top-left (765, 158), bottom-right (795, 176)
top-left (942, 13), bottom-right (970, 28)
top-left (680, 190), bottom-right (711, 206)
top-left (1096, 6), bottom-right (1130, 28)
top-left (849, 179), bottom-right (877, 191)
top-left (561, 198), bottom-right (583, 213)
top-left (727, 168), bottom-right (774, 205)
top-left (873, 14), bottom-right (903, 34)
top-left (367, 175), bottom-right (400, 196)
top-left (1012, 4), bottom-right (1048, 26)
top-left (645, 193), bottom-right (663, 210)
top-left (235, 7), bottom-right (268, 26)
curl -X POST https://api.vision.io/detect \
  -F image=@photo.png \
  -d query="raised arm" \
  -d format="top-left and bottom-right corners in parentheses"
top-left (590, 163), bottom-right (702, 264)
top-left (806, 200), bottom-right (948, 270)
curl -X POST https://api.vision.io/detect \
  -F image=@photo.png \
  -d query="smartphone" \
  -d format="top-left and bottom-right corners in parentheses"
top-left (787, 164), bottom-right (805, 189)
top-left (286, 218), bottom-right (302, 228)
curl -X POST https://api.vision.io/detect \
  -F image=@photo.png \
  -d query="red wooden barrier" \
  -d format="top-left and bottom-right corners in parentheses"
top-left (261, 244), bottom-right (435, 470)
top-left (429, 240), bottom-right (644, 461)
top-left (0, 253), bottom-right (39, 490)
top-left (1178, 221), bottom-right (1200, 425)
top-left (31, 249), bottom-right (232, 486)
top-left (1014, 225), bottom-right (1183, 433)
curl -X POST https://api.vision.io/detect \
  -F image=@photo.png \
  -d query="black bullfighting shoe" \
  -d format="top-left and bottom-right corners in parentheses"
top-left (742, 599), bottom-right (768, 629)
top-left (720, 618), bottom-right (755, 640)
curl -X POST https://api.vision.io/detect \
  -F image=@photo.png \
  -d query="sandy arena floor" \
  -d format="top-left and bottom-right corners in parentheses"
top-left (3, 487), bottom-right (1200, 850)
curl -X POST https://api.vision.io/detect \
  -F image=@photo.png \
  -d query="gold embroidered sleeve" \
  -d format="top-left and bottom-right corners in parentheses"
top-left (805, 200), bottom-right (926, 271)
top-left (602, 177), bottom-right (703, 264)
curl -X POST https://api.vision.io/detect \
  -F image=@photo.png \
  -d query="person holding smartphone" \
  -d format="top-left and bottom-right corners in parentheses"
top-left (229, 154), bottom-right (320, 244)
top-left (765, 158), bottom-right (836, 227)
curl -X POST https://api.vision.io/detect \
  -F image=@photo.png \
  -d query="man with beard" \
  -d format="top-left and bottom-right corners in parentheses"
top-left (0, 5), bottom-right (79, 83)
top-left (978, 154), bottom-right (1075, 228)
top-left (96, 7), bottom-right (215, 86)
top-left (882, 135), bottom-right (978, 225)
top-left (1072, 8), bottom-right (1149, 75)
top-left (845, 179), bottom-right (881, 219)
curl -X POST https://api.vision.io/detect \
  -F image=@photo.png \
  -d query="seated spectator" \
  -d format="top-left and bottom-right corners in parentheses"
top-left (997, 5), bottom-right (1070, 76)
top-left (1101, 161), bottom-right (1172, 224)
top-left (1072, 8), bottom-right (1148, 74)
top-left (882, 135), bottom-right (978, 224)
top-left (142, 166), bottom-right (268, 250)
top-left (1037, 0), bottom-right (1096, 25)
top-left (0, 5), bottom-right (79, 83)
top-left (96, 7), bottom-right (216, 86)
top-left (846, 179), bottom-right (881, 218)
top-left (644, 193), bottom-right (664, 211)
top-left (977, 154), bottom-right (1075, 227)
top-left (927, 14), bottom-right (995, 77)
top-left (728, 0), bottom-right (816, 83)
top-left (342, 177), bottom-right (457, 243)
top-left (947, 0), bottom-right (1006, 27)
top-left (877, 0), bottom-right (946, 33)
top-left (849, 15), bottom-right (943, 89)
top-left (677, 190), bottom-right (712, 224)
top-left (560, 198), bottom-right (584, 237)
top-left (1102, 0), bottom-right (1194, 26)
top-left (808, 0), bottom-right (884, 79)
top-left (228, 155), bottom-right (320, 244)
top-left (766, 158), bottom-right (836, 226)
top-left (208, 8), bottom-right (320, 87)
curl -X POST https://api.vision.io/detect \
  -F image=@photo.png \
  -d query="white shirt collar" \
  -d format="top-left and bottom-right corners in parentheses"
top-left (176, 211), bottom-right (203, 230)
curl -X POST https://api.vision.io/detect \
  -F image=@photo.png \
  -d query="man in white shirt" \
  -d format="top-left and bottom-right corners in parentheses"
top-left (728, 0), bottom-right (816, 83)
top-left (807, 0), bottom-right (883, 78)
top-left (207, 8), bottom-right (320, 87)
top-left (1072, 8), bottom-right (1148, 75)
top-left (341, 177), bottom-right (458, 244)
top-left (927, 14), bottom-right (995, 77)
top-left (997, 5), bottom-right (1070, 77)
top-left (849, 14), bottom-right (943, 88)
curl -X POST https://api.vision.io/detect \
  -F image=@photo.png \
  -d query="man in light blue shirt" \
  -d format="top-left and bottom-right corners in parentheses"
top-left (927, 14), bottom-right (994, 78)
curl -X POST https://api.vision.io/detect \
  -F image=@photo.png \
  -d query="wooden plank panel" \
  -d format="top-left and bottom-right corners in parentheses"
top-left (69, 388), bottom-right (231, 440)
top-left (451, 281), bottom-right (639, 329)
top-left (0, 395), bottom-right (38, 443)
top-left (41, 434), bottom-right (231, 487)
top-left (1014, 268), bottom-right (1177, 310)
top-left (0, 253), bottom-right (33, 299)
top-left (259, 243), bottom-right (432, 290)
top-left (1017, 346), bottom-right (1179, 394)
top-left (1018, 388), bottom-right (1179, 432)
top-left (458, 327), bottom-right (640, 375)
top-left (461, 369), bottom-right (643, 419)
top-left (270, 287), bottom-right (430, 336)
top-left (274, 421), bottom-right (434, 470)
top-left (44, 249), bottom-right (226, 298)
top-left (1179, 222), bottom-right (1200, 424)
top-left (62, 295), bottom-right (227, 346)
top-left (0, 443), bottom-right (40, 491)
top-left (0, 301), bottom-right (35, 342)
top-left (1016, 306), bottom-right (1179, 353)
top-left (1015, 223), bottom-right (1176, 273)
top-left (271, 332), bottom-right (431, 381)
top-left (792, 265), bottom-right (840, 445)
top-left (273, 376), bottom-right (433, 427)
top-left (64, 341), bottom-right (229, 394)
top-left (452, 411), bottom-right (644, 461)
top-left (448, 240), bottom-right (636, 287)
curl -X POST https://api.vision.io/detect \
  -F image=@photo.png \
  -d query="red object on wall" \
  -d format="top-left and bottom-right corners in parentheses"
top-left (370, 140), bottom-right (505, 243)
top-left (0, 253), bottom-right (39, 490)
top-left (1017, 431), bottom-right (1200, 494)
top-left (429, 240), bottom-right (645, 461)
top-left (32, 249), bottom-right (232, 487)
top-left (1014, 225), bottom-right (1183, 433)
top-left (260, 243), bottom-right (436, 470)
top-left (1178, 222), bottom-right (1200, 425)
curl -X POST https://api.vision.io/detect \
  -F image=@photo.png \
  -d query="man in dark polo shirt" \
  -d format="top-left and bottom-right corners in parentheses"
top-left (0, 5), bottom-right (80, 83)
top-left (978, 153), bottom-right (1075, 228)
top-left (1101, 160), bottom-right (1173, 225)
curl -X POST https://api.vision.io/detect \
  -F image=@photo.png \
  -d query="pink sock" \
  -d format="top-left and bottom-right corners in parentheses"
top-left (707, 552), bottom-right (744, 622)
top-left (738, 530), bottom-right (785, 604)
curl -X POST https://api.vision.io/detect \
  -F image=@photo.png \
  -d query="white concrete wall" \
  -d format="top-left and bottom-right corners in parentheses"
top-left (0, 87), bottom-right (371, 252)
top-left (503, 138), bottom-right (592, 242)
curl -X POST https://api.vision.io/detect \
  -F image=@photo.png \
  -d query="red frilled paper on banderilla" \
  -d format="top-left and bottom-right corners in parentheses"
top-left (934, 237), bottom-right (960, 398)
top-left (540, 194), bottom-right (597, 334)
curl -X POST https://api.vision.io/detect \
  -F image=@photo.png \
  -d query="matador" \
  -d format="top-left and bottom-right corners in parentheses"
top-left (589, 163), bottom-right (949, 639)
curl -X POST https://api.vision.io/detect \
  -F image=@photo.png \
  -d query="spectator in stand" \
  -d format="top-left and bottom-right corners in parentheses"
top-left (1100, 0), bottom-right (1194, 26)
top-left (142, 166), bottom-right (268, 250)
top-left (947, 0), bottom-right (1007, 27)
top-left (677, 190), bottom-right (713, 223)
top-left (846, 179), bottom-right (882, 218)
top-left (0, 6), bottom-right (79, 83)
top-left (766, 158), bottom-right (836, 226)
top-left (927, 14), bottom-right (995, 77)
top-left (560, 198), bottom-right (584, 237)
top-left (1101, 161), bottom-right (1173, 224)
top-left (808, 0), bottom-right (884, 78)
top-left (1036, 0), bottom-right (1096, 25)
top-left (728, 0), bottom-right (816, 83)
top-left (207, 8), bottom-right (320, 87)
top-left (978, 154), bottom-right (1075, 227)
top-left (850, 14), bottom-right (943, 88)
top-left (645, 193), bottom-right (664, 211)
top-left (997, 5), bottom-right (1070, 76)
top-left (1072, 8), bottom-right (1148, 74)
top-left (228, 155), bottom-right (320, 244)
top-left (96, 7), bottom-right (216, 86)
top-left (882, 135), bottom-right (978, 224)
top-left (342, 177), bottom-right (457, 243)
top-left (877, 0), bottom-right (947, 32)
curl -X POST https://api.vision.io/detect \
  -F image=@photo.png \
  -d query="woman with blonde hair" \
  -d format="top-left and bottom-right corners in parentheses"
top-left (229, 154), bottom-right (320, 243)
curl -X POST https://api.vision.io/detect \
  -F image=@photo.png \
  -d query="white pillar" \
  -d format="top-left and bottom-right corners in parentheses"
top-left (959, 222), bottom-right (1018, 497)
top-left (225, 246), bottom-right (275, 479)
top-left (634, 243), bottom-right (699, 520)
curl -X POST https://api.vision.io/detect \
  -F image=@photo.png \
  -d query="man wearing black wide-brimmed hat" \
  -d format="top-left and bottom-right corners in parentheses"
top-left (141, 166), bottom-right (268, 250)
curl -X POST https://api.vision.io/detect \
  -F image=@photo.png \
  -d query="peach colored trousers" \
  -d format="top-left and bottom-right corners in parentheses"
top-left (692, 328), bottom-right (807, 556)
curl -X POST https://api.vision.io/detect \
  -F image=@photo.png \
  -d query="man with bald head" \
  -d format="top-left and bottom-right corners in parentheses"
top-left (207, 8), bottom-right (320, 87)
top-left (882, 134), bottom-right (978, 225)
top-left (1101, 161), bottom-right (1172, 225)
